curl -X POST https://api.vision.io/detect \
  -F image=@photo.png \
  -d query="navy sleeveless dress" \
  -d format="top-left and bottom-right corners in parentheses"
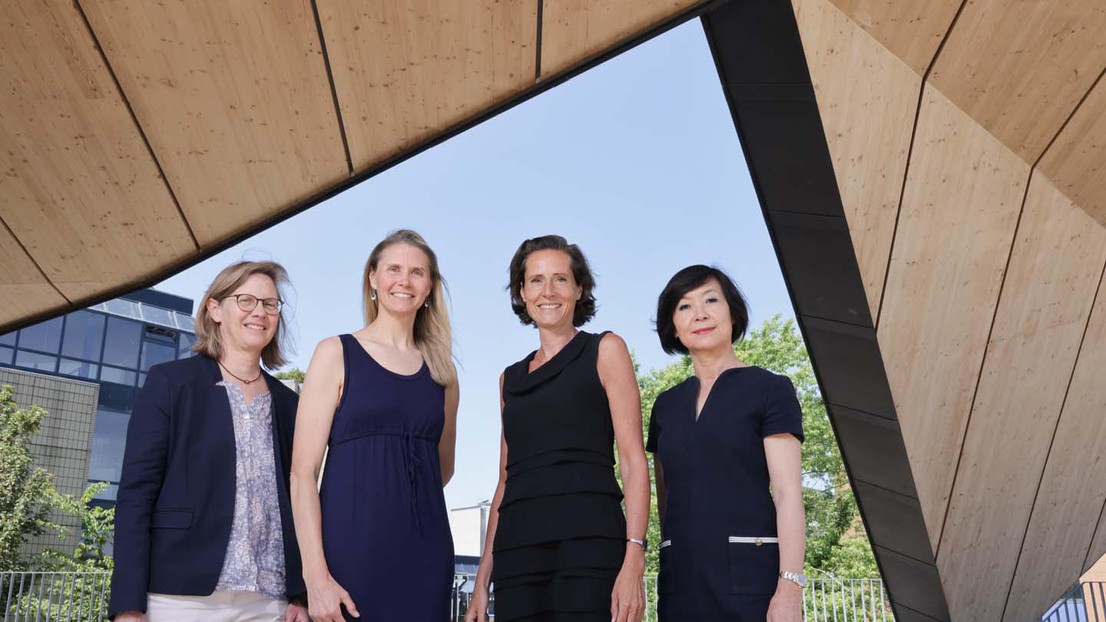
top-left (319, 334), bottom-right (453, 621)
top-left (493, 331), bottom-right (627, 622)
top-left (646, 366), bottom-right (804, 621)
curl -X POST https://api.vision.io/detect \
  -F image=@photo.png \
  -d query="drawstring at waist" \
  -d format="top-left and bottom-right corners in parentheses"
top-left (403, 433), bottom-right (422, 534)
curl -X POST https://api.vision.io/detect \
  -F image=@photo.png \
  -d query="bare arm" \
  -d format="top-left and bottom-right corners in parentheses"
top-left (765, 433), bottom-right (805, 620)
top-left (439, 382), bottom-right (459, 486)
top-left (598, 333), bottom-right (649, 622)
top-left (289, 337), bottom-right (358, 621)
top-left (465, 374), bottom-right (508, 622)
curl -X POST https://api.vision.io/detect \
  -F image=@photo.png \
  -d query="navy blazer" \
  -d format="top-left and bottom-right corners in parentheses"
top-left (108, 354), bottom-right (305, 618)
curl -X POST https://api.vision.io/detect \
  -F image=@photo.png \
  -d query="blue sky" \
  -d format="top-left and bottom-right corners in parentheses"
top-left (156, 20), bottom-right (795, 508)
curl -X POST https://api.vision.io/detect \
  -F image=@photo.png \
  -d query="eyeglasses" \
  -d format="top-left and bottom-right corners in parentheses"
top-left (222, 294), bottom-right (283, 315)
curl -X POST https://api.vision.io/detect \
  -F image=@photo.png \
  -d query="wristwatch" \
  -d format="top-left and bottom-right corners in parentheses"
top-left (627, 537), bottom-right (649, 552)
top-left (780, 571), bottom-right (807, 588)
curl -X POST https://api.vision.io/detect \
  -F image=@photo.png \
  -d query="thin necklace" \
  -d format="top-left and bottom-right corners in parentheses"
top-left (218, 361), bottom-right (263, 385)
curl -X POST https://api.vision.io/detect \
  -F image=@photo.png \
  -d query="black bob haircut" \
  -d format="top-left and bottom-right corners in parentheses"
top-left (507, 235), bottom-right (598, 327)
top-left (655, 265), bottom-right (749, 355)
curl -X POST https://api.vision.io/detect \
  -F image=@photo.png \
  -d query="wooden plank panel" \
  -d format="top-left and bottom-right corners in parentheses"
top-left (929, 0), bottom-right (1106, 163)
top-left (828, 0), bottom-right (961, 74)
top-left (1006, 253), bottom-right (1106, 619)
top-left (81, 0), bottom-right (349, 246)
top-left (877, 84), bottom-right (1028, 550)
top-left (0, 1), bottom-right (195, 304)
top-left (0, 223), bottom-right (67, 321)
top-left (792, 0), bottom-right (919, 318)
top-left (930, 172), bottom-right (1106, 622)
top-left (1039, 74), bottom-right (1106, 228)
top-left (319, 0), bottom-right (536, 171)
top-left (541, 0), bottom-right (699, 79)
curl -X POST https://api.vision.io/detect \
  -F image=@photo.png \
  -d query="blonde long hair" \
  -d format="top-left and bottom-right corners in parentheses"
top-left (363, 230), bottom-right (457, 387)
top-left (193, 261), bottom-right (291, 369)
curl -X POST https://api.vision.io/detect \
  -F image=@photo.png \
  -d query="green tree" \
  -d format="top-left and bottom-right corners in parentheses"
top-left (0, 386), bottom-right (59, 572)
top-left (636, 316), bottom-right (878, 578)
top-left (274, 368), bottom-right (306, 383)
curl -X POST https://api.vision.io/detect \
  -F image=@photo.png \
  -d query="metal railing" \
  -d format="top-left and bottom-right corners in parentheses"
top-left (1, 572), bottom-right (111, 621)
top-left (1042, 581), bottom-right (1106, 622)
top-left (3, 571), bottom-right (891, 621)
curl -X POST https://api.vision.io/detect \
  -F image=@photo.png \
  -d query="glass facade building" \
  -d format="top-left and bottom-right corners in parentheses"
top-left (0, 289), bottom-right (196, 505)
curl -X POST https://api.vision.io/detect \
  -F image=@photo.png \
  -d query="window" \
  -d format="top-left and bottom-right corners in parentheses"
top-left (102, 317), bottom-right (142, 368)
top-left (141, 305), bottom-right (173, 328)
top-left (15, 350), bottom-right (57, 372)
top-left (0, 346), bottom-right (12, 365)
top-left (100, 366), bottom-right (137, 386)
top-left (140, 340), bottom-right (176, 372)
top-left (62, 311), bottom-right (105, 361)
top-left (89, 409), bottom-right (130, 487)
top-left (0, 331), bottom-right (15, 346)
top-left (18, 316), bottom-right (63, 353)
top-left (178, 333), bottom-right (197, 359)
top-left (59, 358), bottom-right (99, 380)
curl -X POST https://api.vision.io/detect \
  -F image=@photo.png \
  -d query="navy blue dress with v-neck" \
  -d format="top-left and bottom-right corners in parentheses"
top-left (318, 334), bottom-right (453, 621)
top-left (646, 366), bottom-right (804, 621)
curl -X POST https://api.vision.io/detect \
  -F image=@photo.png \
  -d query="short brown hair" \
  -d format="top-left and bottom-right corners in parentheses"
top-left (507, 235), bottom-right (597, 327)
top-left (193, 261), bottom-right (292, 369)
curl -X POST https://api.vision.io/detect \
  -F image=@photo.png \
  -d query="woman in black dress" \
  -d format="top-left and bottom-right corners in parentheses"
top-left (466, 235), bottom-right (650, 622)
top-left (648, 265), bottom-right (805, 622)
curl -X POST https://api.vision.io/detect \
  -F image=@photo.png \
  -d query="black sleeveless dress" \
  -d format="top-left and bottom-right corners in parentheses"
top-left (492, 331), bottom-right (627, 621)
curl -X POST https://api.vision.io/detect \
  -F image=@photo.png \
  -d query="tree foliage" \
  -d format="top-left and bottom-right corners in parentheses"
top-left (636, 316), bottom-right (878, 578)
top-left (274, 368), bottom-right (306, 383)
top-left (0, 386), bottom-right (58, 572)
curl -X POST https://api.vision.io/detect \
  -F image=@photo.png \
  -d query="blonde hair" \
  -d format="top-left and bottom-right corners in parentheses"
top-left (193, 261), bottom-right (292, 369)
top-left (363, 230), bottom-right (457, 387)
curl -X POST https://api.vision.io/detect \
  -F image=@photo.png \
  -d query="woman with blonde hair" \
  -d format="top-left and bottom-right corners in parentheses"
top-left (109, 261), bottom-right (308, 622)
top-left (291, 229), bottom-right (459, 622)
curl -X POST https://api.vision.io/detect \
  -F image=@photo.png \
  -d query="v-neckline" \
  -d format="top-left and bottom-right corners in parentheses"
top-left (692, 365), bottom-right (751, 421)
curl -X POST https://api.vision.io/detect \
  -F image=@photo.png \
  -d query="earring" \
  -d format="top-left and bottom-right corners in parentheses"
top-left (424, 299), bottom-right (430, 308)
top-left (370, 289), bottom-right (377, 301)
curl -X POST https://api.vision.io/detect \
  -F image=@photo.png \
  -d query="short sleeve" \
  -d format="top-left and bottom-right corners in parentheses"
top-left (761, 375), bottom-right (804, 443)
top-left (645, 399), bottom-right (661, 453)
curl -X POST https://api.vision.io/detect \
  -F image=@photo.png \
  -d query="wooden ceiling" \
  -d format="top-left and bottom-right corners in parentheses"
top-left (796, 0), bottom-right (1106, 618)
top-left (0, 0), bottom-right (705, 333)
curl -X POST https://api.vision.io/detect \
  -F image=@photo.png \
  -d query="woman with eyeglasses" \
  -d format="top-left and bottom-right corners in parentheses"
top-left (110, 261), bottom-right (309, 622)
top-left (648, 265), bottom-right (805, 622)
top-left (290, 230), bottom-right (459, 622)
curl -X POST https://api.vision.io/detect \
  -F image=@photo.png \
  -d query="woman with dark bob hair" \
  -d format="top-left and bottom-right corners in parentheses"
top-left (647, 265), bottom-right (805, 622)
top-left (466, 235), bottom-right (650, 622)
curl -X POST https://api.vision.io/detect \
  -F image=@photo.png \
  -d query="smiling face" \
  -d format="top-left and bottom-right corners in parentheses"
top-left (207, 273), bottom-right (280, 359)
top-left (672, 278), bottom-right (734, 354)
top-left (521, 249), bottom-right (583, 332)
top-left (368, 242), bottom-right (433, 318)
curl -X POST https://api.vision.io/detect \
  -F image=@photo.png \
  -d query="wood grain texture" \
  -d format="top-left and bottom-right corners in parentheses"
top-left (929, 0), bottom-right (1106, 163)
top-left (792, 0), bottom-right (919, 318)
top-left (828, 0), bottom-right (962, 74)
top-left (540, 0), bottom-right (699, 79)
top-left (1005, 247), bottom-right (1106, 619)
top-left (318, 0), bottom-right (536, 171)
top-left (81, 0), bottom-right (349, 246)
top-left (1039, 73), bottom-right (1106, 228)
top-left (877, 84), bottom-right (1028, 551)
top-left (0, 0), bottom-right (195, 305)
top-left (0, 222), bottom-right (67, 320)
top-left (931, 172), bottom-right (1106, 622)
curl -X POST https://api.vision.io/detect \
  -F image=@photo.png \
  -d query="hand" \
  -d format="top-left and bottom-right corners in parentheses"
top-left (610, 552), bottom-right (645, 622)
top-left (114, 612), bottom-right (146, 622)
top-left (767, 580), bottom-right (803, 622)
top-left (284, 600), bottom-right (309, 622)
top-left (306, 574), bottom-right (359, 621)
top-left (464, 587), bottom-right (490, 622)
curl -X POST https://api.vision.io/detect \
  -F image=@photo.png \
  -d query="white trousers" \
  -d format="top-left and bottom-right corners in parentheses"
top-left (147, 591), bottom-right (286, 622)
